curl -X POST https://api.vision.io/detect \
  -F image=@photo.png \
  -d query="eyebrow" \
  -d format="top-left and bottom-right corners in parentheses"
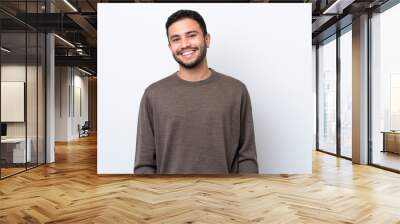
top-left (170, 30), bottom-right (199, 39)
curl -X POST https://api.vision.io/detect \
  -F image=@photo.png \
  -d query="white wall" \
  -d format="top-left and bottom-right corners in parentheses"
top-left (98, 3), bottom-right (313, 174)
top-left (55, 67), bottom-right (69, 141)
top-left (1, 65), bottom-right (40, 138)
top-left (72, 72), bottom-right (89, 138)
top-left (312, 45), bottom-right (317, 150)
top-left (55, 67), bottom-right (89, 141)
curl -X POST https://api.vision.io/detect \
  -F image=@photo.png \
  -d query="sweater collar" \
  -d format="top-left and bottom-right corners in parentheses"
top-left (173, 68), bottom-right (219, 86)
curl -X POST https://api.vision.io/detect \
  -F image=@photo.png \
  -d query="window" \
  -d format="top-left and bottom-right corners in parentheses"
top-left (318, 36), bottom-right (337, 155)
top-left (339, 29), bottom-right (352, 158)
top-left (371, 3), bottom-right (400, 171)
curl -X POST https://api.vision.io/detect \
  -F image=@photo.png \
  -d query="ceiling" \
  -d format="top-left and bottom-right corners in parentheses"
top-left (0, 0), bottom-right (394, 75)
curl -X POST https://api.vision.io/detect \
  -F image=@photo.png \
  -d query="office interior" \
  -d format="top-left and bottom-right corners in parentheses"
top-left (0, 0), bottom-right (97, 179)
top-left (0, 0), bottom-right (400, 222)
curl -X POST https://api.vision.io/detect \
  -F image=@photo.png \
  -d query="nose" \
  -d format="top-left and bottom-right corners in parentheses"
top-left (181, 37), bottom-right (190, 49)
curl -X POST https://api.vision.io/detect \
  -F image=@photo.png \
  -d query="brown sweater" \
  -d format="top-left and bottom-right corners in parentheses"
top-left (134, 69), bottom-right (259, 174)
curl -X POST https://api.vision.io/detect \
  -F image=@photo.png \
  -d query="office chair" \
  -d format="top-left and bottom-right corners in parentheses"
top-left (79, 121), bottom-right (90, 138)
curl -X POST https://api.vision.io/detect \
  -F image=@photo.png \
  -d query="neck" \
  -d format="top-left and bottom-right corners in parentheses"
top-left (178, 59), bottom-right (211, 82)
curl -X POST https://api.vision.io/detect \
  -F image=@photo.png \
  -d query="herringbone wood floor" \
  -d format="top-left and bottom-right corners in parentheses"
top-left (1, 134), bottom-right (400, 223)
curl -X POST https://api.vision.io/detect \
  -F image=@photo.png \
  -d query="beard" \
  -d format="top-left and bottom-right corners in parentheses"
top-left (172, 42), bottom-right (207, 69)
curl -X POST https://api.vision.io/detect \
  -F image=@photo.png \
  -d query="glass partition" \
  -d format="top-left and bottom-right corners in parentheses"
top-left (317, 36), bottom-right (337, 155)
top-left (0, 31), bottom-right (28, 177)
top-left (0, 1), bottom-right (46, 179)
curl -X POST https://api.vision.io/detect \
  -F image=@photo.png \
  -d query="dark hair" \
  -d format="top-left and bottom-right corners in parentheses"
top-left (165, 9), bottom-right (208, 37)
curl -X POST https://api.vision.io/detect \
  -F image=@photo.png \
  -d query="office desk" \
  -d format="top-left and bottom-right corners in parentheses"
top-left (1, 138), bottom-right (31, 163)
top-left (381, 131), bottom-right (400, 154)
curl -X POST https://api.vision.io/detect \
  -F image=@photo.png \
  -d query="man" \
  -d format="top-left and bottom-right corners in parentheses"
top-left (134, 9), bottom-right (258, 174)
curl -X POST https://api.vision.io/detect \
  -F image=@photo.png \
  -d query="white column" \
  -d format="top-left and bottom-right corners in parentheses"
top-left (352, 14), bottom-right (369, 164)
top-left (45, 0), bottom-right (55, 163)
top-left (46, 33), bottom-right (55, 163)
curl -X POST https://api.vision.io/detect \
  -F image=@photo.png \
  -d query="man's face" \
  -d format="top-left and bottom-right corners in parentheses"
top-left (167, 18), bottom-right (210, 69)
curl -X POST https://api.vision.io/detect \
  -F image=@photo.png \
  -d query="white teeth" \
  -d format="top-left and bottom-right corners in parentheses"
top-left (182, 50), bottom-right (194, 56)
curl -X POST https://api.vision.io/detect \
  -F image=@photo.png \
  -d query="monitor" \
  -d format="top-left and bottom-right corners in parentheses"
top-left (1, 123), bottom-right (7, 137)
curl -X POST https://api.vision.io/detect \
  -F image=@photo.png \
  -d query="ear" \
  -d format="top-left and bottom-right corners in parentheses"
top-left (205, 33), bottom-right (211, 48)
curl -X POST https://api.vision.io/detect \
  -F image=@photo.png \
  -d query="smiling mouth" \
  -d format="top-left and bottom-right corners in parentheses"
top-left (180, 49), bottom-right (197, 58)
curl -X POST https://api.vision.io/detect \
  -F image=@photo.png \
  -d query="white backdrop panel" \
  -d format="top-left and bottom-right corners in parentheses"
top-left (98, 3), bottom-right (312, 174)
top-left (1, 82), bottom-right (25, 122)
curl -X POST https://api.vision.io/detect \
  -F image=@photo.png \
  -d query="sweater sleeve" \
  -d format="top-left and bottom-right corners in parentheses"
top-left (237, 85), bottom-right (259, 174)
top-left (134, 90), bottom-right (157, 174)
